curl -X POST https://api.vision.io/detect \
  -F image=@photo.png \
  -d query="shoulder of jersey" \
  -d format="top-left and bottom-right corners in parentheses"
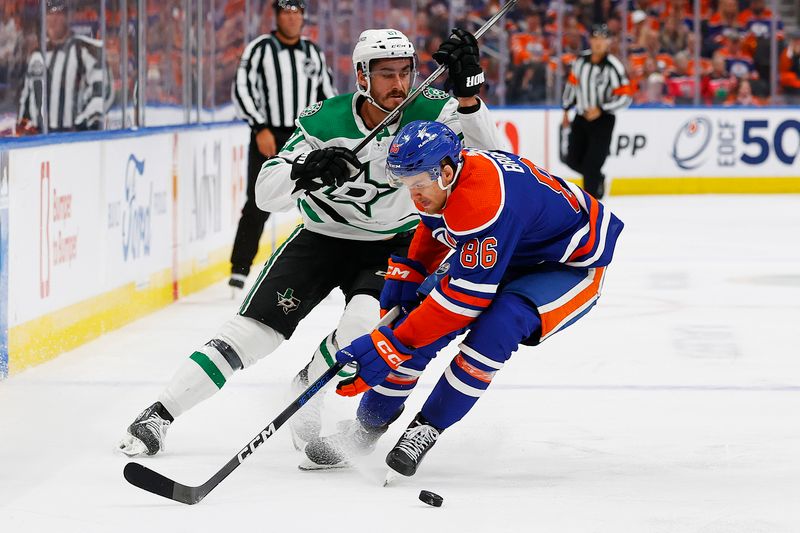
top-left (398, 87), bottom-right (455, 127)
top-left (443, 150), bottom-right (505, 236)
top-left (297, 93), bottom-right (362, 142)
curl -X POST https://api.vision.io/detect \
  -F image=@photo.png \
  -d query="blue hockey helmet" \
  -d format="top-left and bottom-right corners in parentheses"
top-left (386, 120), bottom-right (462, 189)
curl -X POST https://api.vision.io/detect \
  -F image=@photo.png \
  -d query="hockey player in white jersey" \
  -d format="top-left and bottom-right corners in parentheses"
top-left (118, 28), bottom-right (503, 457)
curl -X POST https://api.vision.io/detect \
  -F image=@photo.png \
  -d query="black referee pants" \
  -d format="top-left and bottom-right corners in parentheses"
top-left (230, 127), bottom-right (295, 277)
top-left (565, 113), bottom-right (615, 199)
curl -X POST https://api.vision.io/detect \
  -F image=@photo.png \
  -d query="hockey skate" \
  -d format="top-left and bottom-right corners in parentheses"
top-left (288, 364), bottom-right (324, 450)
top-left (299, 407), bottom-right (404, 470)
top-left (117, 402), bottom-right (173, 457)
top-left (385, 413), bottom-right (440, 476)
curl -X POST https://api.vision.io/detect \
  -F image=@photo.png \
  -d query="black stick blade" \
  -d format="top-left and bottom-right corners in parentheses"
top-left (124, 462), bottom-right (202, 505)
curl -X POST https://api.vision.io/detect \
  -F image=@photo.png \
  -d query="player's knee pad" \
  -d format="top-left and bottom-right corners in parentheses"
top-left (461, 292), bottom-right (540, 367)
top-left (335, 294), bottom-right (380, 347)
top-left (215, 315), bottom-right (285, 369)
top-left (306, 295), bottom-right (380, 379)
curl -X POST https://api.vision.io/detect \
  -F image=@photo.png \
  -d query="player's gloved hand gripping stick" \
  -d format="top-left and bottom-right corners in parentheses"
top-left (123, 307), bottom-right (401, 505)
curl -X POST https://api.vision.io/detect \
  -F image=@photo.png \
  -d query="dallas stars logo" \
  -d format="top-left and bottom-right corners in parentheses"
top-left (320, 164), bottom-right (396, 217)
top-left (276, 288), bottom-right (301, 314)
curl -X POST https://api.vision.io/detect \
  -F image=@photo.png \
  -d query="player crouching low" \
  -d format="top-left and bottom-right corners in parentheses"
top-left (302, 120), bottom-right (624, 476)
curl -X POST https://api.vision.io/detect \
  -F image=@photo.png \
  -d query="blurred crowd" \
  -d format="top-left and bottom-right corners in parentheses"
top-left (493, 0), bottom-right (800, 105)
top-left (1, 0), bottom-right (799, 135)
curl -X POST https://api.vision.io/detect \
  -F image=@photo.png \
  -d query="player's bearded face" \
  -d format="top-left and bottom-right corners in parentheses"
top-left (368, 58), bottom-right (413, 110)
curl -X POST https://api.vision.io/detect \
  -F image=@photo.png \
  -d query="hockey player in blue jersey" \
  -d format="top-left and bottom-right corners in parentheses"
top-left (302, 120), bottom-right (624, 476)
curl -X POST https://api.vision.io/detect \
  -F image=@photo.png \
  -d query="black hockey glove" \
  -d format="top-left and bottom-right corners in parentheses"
top-left (432, 28), bottom-right (484, 98)
top-left (289, 147), bottom-right (361, 193)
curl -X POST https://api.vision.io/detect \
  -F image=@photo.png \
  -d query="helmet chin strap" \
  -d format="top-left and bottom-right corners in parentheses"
top-left (436, 159), bottom-right (463, 191)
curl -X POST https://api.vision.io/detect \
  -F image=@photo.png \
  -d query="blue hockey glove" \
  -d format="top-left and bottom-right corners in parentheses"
top-left (379, 255), bottom-right (428, 317)
top-left (335, 327), bottom-right (415, 397)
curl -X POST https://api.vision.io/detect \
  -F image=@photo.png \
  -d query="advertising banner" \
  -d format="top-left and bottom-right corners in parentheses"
top-left (486, 107), bottom-right (799, 193)
top-left (175, 126), bottom-right (250, 287)
top-left (8, 143), bottom-right (105, 326)
top-left (103, 136), bottom-right (173, 289)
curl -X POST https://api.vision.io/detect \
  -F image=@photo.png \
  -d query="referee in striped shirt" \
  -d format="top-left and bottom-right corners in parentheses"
top-left (561, 23), bottom-right (632, 199)
top-left (230, 0), bottom-right (335, 291)
top-left (17, 0), bottom-right (111, 134)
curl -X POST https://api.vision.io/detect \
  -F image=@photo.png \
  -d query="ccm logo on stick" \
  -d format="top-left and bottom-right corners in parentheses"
top-left (237, 423), bottom-right (277, 462)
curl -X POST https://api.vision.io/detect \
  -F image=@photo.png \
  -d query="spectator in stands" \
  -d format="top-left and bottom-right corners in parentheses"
top-left (738, 0), bottom-right (781, 41)
top-left (725, 77), bottom-right (761, 106)
top-left (707, 0), bottom-right (743, 55)
top-left (702, 52), bottom-right (736, 104)
top-left (779, 29), bottom-right (800, 104)
top-left (665, 51), bottom-right (697, 104)
top-left (660, 9), bottom-right (689, 54)
top-left (718, 29), bottom-right (757, 81)
top-left (636, 72), bottom-right (671, 106)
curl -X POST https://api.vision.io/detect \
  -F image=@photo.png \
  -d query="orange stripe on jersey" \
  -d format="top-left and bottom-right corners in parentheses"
top-left (443, 152), bottom-right (504, 235)
top-left (568, 194), bottom-right (600, 262)
top-left (440, 276), bottom-right (492, 308)
top-left (567, 72), bottom-right (578, 85)
top-left (612, 84), bottom-right (634, 96)
top-left (393, 296), bottom-right (474, 348)
top-left (539, 267), bottom-right (605, 339)
top-left (454, 353), bottom-right (495, 383)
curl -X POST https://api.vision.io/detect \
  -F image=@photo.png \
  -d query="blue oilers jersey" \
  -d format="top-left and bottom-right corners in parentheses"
top-left (394, 148), bottom-right (623, 347)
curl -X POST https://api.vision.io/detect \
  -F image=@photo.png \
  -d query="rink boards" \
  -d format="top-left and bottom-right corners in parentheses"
top-left (1, 107), bottom-right (798, 378)
top-left (0, 123), bottom-right (299, 377)
top-left (492, 106), bottom-right (800, 194)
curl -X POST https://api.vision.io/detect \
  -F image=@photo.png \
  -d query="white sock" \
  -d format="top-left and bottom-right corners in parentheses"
top-left (159, 315), bottom-right (285, 418)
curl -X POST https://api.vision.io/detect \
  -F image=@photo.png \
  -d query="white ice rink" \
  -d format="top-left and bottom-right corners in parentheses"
top-left (1, 195), bottom-right (799, 532)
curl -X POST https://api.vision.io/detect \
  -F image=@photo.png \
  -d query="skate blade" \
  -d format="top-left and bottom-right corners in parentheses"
top-left (298, 459), bottom-right (351, 471)
top-left (383, 469), bottom-right (402, 487)
top-left (117, 434), bottom-right (149, 457)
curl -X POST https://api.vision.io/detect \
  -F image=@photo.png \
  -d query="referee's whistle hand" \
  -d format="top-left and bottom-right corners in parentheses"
top-left (256, 128), bottom-right (277, 157)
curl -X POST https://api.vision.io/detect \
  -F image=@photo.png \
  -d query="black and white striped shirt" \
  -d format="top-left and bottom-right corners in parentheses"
top-left (18, 35), bottom-right (112, 132)
top-left (232, 32), bottom-right (335, 130)
top-left (562, 51), bottom-right (632, 115)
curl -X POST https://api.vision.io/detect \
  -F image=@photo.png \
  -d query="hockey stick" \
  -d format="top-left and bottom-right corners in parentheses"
top-left (123, 306), bottom-right (402, 505)
top-left (351, 0), bottom-right (518, 154)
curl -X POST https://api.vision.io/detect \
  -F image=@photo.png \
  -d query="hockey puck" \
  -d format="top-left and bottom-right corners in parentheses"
top-left (418, 490), bottom-right (443, 507)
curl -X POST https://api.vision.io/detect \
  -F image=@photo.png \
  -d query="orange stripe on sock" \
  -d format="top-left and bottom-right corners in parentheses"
top-left (454, 353), bottom-right (495, 383)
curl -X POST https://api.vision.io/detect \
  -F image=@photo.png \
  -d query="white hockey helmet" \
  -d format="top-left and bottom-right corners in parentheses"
top-left (352, 29), bottom-right (417, 110)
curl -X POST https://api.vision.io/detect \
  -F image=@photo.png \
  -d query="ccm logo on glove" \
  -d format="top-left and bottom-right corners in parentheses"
top-left (372, 330), bottom-right (411, 368)
top-left (387, 265), bottom-right (412, 279)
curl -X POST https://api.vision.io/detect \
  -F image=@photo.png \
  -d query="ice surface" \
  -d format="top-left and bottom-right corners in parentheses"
top-left (1, 195), bottom-right (799, 532)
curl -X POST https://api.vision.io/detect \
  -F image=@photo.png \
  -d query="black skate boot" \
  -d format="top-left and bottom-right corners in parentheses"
top-left (300, 406), bottom-right (404, 470)
top-left (288, 364), bottom-right (323, 449)
top-left (117, 402), bottom-right (174, 457)
top-left (385, 413), bottom-right (440, 476)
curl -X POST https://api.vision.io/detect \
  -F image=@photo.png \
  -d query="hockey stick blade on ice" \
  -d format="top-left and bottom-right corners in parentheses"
top-left (123, 306), bottom-right (401, 505)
